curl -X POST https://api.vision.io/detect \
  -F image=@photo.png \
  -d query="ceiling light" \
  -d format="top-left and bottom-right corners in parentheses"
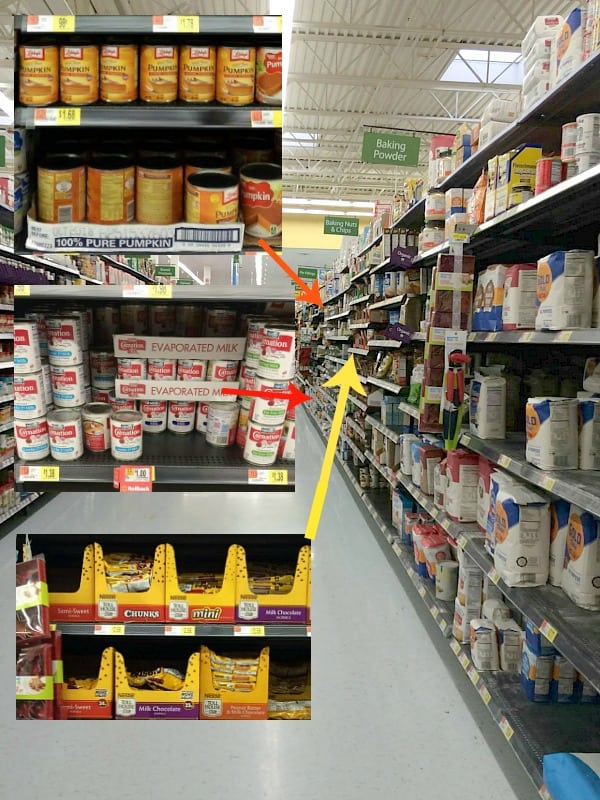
top-left (283, 198), bottom-right (375, 209)
top-left (283, 208), bottom-right (369, 216)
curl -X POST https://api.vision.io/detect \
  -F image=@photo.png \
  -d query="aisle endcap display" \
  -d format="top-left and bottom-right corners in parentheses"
top-left (165, 543), bottom-right (237, 624)
top-left (61, 646), bottom-right (114, 719)
top-left (235, 546), bottom-right (311, 624)
top-left (114, 650), bottom-right (200, 720)
top-left (199, 644), bottom-right (268, 720)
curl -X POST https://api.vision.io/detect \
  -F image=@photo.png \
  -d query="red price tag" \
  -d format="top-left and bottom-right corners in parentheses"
top-left (113, 465), bottom-right (155, 492)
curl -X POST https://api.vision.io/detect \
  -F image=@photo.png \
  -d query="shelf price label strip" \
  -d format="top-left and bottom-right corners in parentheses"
top-left (152, 15), bottom-right (199, 32)
top-left (94, 624), bottom-right (125, 636)
top-left (164, 625), bottom-right (195, 636)
top-left (34, 108), bottom-right (81, 127)
top-left (234, 625), bottom-right (265, 637)
top-left (248, 469), bottom-right (288, 486)
top-left (113, 465), bottom-right (155, 493)
top-left (123, 285), bottom-right (172, 299)
top-left (14, 285), bottom-right (30, 297)
top-left (539, 620), bottom-right (558, 643)
top-left (27, 15), bottom-right (75, 31)
top-left (252, 15), bottom-right (283, 33)
top-left (19, 465), bottom-right (59, 482)
top-left (251, 110), bottom-right (283, 128)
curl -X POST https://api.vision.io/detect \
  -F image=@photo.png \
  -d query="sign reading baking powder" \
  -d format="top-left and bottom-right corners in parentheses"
top-left (361, 132), bottom-right (421, 166)
top-left (323, 216), bottom-right (359, 237)
top-left (113, 336), bottom-right (246, 359)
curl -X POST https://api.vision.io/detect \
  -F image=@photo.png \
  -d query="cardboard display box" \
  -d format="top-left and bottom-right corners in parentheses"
top-left (115, 650), bottom-right (200, 719)
top-left (199, 645), bottom-right (269, 720)
top-left (62, 647), bottom-right (115, 720)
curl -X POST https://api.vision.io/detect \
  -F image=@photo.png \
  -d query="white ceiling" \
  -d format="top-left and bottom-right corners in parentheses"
top-left (5, 0), bottom-right (575, 202)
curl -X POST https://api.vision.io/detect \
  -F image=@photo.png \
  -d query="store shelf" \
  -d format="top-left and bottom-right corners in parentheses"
top-left (350, 266), bottom-right (371, 284)
top-left (15, 104), bottom-right (283, 130)
top-left (325, 355), bottom-right (346, 366)
top-left (15, 14), bottom-right (282, 35)
top-left (0, 304), bottom-right (14, 312)
top-left (0, 453), bottom-right (14, 469)
top-left (0, 361), bottom-right (13, 370)
top-left (364, 450), bottom-right (397, 487)
top-left (447, 638), bottom-right (600, 793)
top-left (15, 435), bottom-right (294, 492)
top-left (340, 433), bottom-right (365, 463)
top-left (349, 322), bottom-right (371, 330)
top-left (0, 492), bottom-right (41, 525)
top-left (0, 394), bottom-right (13, 404)
top-left (369, 256), bottom-right (391, 275)
top-left (365, 415), bottom-right (406, 444)
top-left (325, 310), bottom-right (351, 321)
top-left (345, 417), bottom-right (367, 440)
top-left (16, 285), bottom-right (293, 302)
top-left (0, 420), bottom-right (13, 433)
top-left (324, 334), bottom-right (352, 341)
top-left (453, 535), bottom-right (600, 694)
top-left (468, 330), bottom-right (600, 346)
top-left (365, 376), bottom-right (403, 394)
top-left (348, 393), bottom-right (369, 412)
top-left (357, 232), bottom-right (383, 258)
top-left (54, 622), bottom-right (310, 638)
top-left (11, 252), bottom-right (81, 278)
top-left (101, 256), bottom-right (158, 285)
top-left (316, 387), bottom-right (337, 406)
top-left (391, 199), bottom-right (427, 232)
top-left (348, 347), bottom-right (369, 356)
top-left (348, 294), bottom-right (373, 307)
top-left (367, 339), bottom-right (404, 349)
top-left (0, 333), bottom-right (12, 340)
top-left (323, 287), bottom-right (349, 305)
top-left (460, 432), bottom-right (600, 517)
top-left (368, 293), bottom-right (416, 312)
top-left (414, 164), bottom-right (600, 268)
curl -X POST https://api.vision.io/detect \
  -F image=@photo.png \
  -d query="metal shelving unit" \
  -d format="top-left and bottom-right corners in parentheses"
top-left (349, 266), bottom-right (371, 284)
top-left (101, 256), bottom-right (158, 285)
top-left (325, 310), bottom-right (351, 321)
top-left (348, 347), bottom-right (369, 356)
top-left (468, 330), bottom-right (600, 346)
top-left (365, 376), bottom-right (403, 394)
top-left (17, 285), bottom-right (293, 302)
top-left (368, 293), bottom-right (416, 312)
top-left (15, 432), bottom-right (294, 492)
top-left (15, 14), bottom-right (282, 34)
top-left (348, 294), bottom-right (373, 307)
top-left (55, 622), bottom-right (310, 638)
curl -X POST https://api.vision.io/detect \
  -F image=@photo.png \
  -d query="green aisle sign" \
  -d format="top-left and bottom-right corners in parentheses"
top-left (177, 279), bottom-right (194, 284)
top-left (155, 265), bottom-right (176, 277)
top-left (324, 216), bottom-right (359, 236)
top-left (361, 132), bottom-right (421, 166)
top-left (297, 267), bottom-right (319, 281)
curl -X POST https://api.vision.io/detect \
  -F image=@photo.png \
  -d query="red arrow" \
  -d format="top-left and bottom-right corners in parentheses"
top-left (221, 382), bottom-right (313, 411)
top-left (258, 239), bottom-right (323, 307)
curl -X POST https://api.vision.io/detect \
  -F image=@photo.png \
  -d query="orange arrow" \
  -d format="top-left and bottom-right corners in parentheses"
top-left (259, 239), bottom-right (323, 307)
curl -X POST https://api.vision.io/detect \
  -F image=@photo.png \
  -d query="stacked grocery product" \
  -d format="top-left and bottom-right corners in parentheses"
top-left (14, 304), bottom-right (296, 467)
top-left (18, 41), bottom-right (282, 108)
top-left (30, 130), bottom-right (281, 237)
top-left (0, 127), bottom-right (28, 239)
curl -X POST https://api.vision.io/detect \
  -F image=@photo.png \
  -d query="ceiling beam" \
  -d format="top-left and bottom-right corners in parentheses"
top-left (284, 109), bottom-right (479, 124)
top-left (287, 72), bottom-right (521, 93)
top-left (292, 21), bottom-right (523, 45)
top-left (293, 32), bottom-right (521, 53)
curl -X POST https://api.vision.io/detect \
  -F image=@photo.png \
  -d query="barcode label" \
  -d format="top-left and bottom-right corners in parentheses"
top-left (58, 206), bottom-right (73, 223)
top-left (175, 228), bottom-right (241, 244)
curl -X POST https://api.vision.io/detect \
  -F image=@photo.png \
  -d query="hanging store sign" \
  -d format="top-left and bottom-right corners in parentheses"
top-left (323, 216), bottom-right (359, 236)
top-left (155, 265), bottom-right (176, 277)
top-left (361, 132), bottom-right (421, 167)
top-left (297, 267), bottom-right (319, 281)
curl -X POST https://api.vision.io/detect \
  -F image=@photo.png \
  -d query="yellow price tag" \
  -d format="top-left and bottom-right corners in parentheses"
top-left (177, 16), bottom-right (199, 32)
top-left (418, 585), bottom-right (426, 598)
top-left (14, 285), bottom-right (30, 297)
top-left (479, 685), bottom-right (492, 705)
top-left (540, 620), bottom-right (558, 643)
top-left (467, 665), bottom-right (480, 685)
top-left (165, 625), bottom-right (195, 636)
top-left (40, 466), bottom-right (60, 482)
top-left (124, 466), bottom-right (155, 482)
top-left (268, 470), bottom-right (288, 485)
top-left (34, 107), bottom-right (81, 126)
top-left (539, 785), bottom-right (552, 800)
top-left (457, 534), bottom-right (468, 551)
top-left (499, 717), bottom-right (514, 741)
top-left (94, 624), bottom-right (125, 635)
top-left (149, 285), bottom-right (172, 299)
top-left (57, 107), bottom-right (81, 126)
top-left (487, 332), bottom-right (498, 342)
top-left (234, 625), bottom-right (265, 636)
top-left (450, 639), bottom-right (461, 655)
top-left (53, 15), bottom-right (75, 31)
top-left (430, 606), bottom-right (439, 619)
top-left (253, 15), bottom-right (282, 33)
top-left (452, 233), bottom-right (469, 242)
top-left (488, 567), bottom-right (501, 585)
top-left (440, 619), bottom-right (448, 632)
top-left (251, 110), bottom-right (283, 128)
top-left (498, 455), bottom-right (512, 469)
top-left (541, 476), bottom-right (556, 492)
top-left (519, 331), bottom-right (535, 343)
top-left (459, 653), bottom-right (470, 670)
top-left (557, 331), bottom-right (573, 342)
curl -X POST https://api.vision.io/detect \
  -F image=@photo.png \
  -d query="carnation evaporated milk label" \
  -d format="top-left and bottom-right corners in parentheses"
top-left (15, 418), bottom-right (50, 461)
top-left (243, 422), bottom-right (283, 466)
top-left (216, 46), bottom-right (256, 105)
top-left (19, 45), bottom-right (59, 106)
top-left (100, 44), bottom-right (138, 102)
top-left (140, 45), bottom-right (178, 103)
top-left (60, 45), bottom-right (99, 105)
top-left (179, 45), bottom-right (216, 102)
top-left (257, 327), bottom-right (295, 380)
top-left (14, 373), bottom-right (46, 419)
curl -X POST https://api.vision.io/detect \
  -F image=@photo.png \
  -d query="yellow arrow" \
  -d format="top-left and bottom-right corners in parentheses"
top-left (305, 356), bottom-right (367, 540)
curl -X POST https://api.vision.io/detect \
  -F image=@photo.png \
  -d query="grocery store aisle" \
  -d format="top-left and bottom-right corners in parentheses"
top-left (2, 412), bottom-right (537, 800)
